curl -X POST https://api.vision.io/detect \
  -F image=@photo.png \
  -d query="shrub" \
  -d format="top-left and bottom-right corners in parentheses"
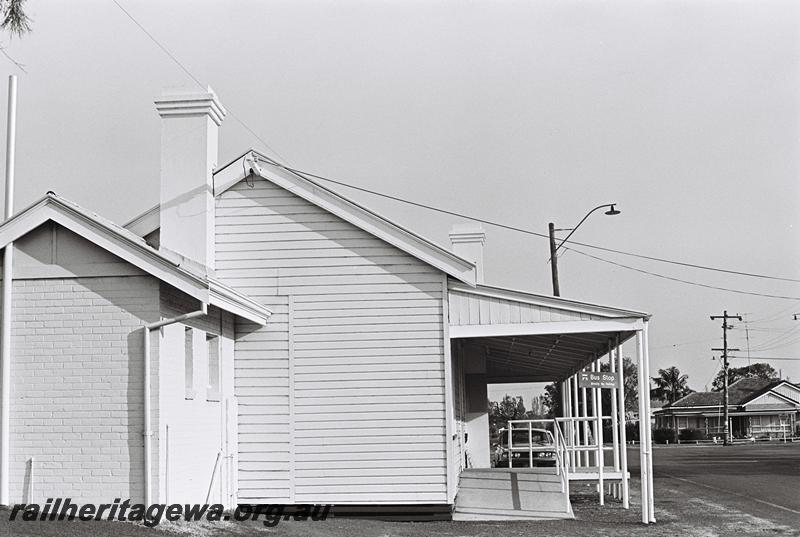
top-left (625, 422), bottom-right (640, 441)
top-left (678, 428), bottom-right (706, 441)
top-left (653, 428), bottom-right (677, 443)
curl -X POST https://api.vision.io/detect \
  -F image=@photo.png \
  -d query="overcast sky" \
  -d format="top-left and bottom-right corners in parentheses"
top-left (1, 0), bottom-right (799, 401)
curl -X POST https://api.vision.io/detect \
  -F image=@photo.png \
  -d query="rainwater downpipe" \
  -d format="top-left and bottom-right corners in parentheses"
top-left (1, 75), bottom-right (18, 506)
top-left (142, 302), bottom-right (207, 505)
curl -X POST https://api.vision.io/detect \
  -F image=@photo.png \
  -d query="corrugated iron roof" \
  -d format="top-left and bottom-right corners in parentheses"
top-left (664, 377), bottom-right (782, 409)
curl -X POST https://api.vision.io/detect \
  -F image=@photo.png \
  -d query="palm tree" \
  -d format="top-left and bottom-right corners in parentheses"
top-left (651, 366), bottom-right (691, 404)
top-left (652, 366), bottom-right (692, 435)
top-left (1, 0), bottom-right (31, 36)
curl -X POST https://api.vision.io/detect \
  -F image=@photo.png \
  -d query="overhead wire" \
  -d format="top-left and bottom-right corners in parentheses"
top-left (110, 0), bottom-right (800, 301)
top-left (109, 0), bottom-right (289, 163)
top-left (561, 246), bottom-right (800, 301)
top-left (259, 157), bottom-right (800, 287)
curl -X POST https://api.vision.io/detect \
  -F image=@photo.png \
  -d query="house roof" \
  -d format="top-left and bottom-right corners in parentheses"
top-left (0, 193), bottom-right (271, 325)
top-left (125, 149), bottom-right (478, 285)
top-left (661, 377), bottom-right (789, 410)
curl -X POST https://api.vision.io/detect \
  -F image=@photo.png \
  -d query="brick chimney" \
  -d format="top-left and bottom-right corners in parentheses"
top-left (449, 224), bottom-right (485, 284)
top-left (154, 87), bottom-right (226, 269)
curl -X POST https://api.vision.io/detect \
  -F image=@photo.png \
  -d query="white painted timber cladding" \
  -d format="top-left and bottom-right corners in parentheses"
top-left (234, 299), bottom-right (291, 503)
top-left (217, 180), bottom-right (447, 504)
top-left (447, 289), bottom-right (594, 326)
top-left (773, 383), bottom-right (800, 403)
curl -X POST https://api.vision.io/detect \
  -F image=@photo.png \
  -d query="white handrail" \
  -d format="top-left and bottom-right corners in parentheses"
top-left (552, 419), bottom-right (571, 513)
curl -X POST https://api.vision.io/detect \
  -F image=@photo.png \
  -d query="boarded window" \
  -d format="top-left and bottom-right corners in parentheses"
top-left (185, 327), bottom-right (194, 399)
top-left (207, 334), bottom-right (220, 401)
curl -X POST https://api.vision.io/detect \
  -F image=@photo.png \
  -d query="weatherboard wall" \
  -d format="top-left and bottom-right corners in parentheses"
top-left (215, 179), bottom-right (448, 504)
top-left (447, 288), bottom-right (594, 326)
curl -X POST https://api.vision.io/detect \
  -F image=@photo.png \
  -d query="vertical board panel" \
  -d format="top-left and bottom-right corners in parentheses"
top-left (234, 297), bottom-right (291, 503)
top-left (218, 180), bottom-right (448, 504)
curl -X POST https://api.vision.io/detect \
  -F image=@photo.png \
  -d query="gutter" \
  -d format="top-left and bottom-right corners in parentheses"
top-left (142, 302), bottom-right (207, 505)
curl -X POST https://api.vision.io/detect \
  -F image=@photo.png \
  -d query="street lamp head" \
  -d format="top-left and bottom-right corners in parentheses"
top-left (604, 204), bottom-right (621, 216)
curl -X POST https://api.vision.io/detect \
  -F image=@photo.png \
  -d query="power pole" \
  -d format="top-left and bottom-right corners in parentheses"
top-left (711, 310), bottom-right (741, 446)
top-left (548, 223), bottom-right (560, 297)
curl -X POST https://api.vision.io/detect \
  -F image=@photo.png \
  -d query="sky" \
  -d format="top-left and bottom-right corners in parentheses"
top-left (0, 0), bottom-right (799, 403)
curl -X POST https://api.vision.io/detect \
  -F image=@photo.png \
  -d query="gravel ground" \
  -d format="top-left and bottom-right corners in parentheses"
top-left (2, 445), bottom-right (798, 537)
top-left (1, 480), bottom-right (796, 537)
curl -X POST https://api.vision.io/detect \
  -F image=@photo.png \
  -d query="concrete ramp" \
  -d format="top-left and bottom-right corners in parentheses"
top-left (453, 468), bottom-right (574, 521)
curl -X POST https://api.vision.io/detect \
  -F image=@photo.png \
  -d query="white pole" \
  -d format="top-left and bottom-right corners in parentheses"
top-left (609, 340), bottom-right (620, 472)
top-left (642, 321), bottom-right (655, 522)
top-left (592, 360), bottom-right (604, 505)
top-left (26, 456), bottom-right (32, 503)
top-left (564, 378), bottom-right (574, 469)
top-left (0, 74), bottom-right (17, 507)
top-left (636, 330), bottom-right (649, 524)
top-left (572, 373), bottom-right (580, 467)
top-left (617, 336), bottom-right (629, 509)
top-left (165, 424), bottom-right (170, 504)
top-left (581, 369), bottom-right (590, 467)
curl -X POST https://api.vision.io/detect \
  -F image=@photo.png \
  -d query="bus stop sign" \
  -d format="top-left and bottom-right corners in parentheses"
top-left (578, 371), bottom-right (618, 389)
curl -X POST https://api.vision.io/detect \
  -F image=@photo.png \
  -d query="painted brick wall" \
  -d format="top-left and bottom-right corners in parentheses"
top-left (9, 275), bottom-right (159, 504)
top-left (156, 283), bottom-right (237, 506)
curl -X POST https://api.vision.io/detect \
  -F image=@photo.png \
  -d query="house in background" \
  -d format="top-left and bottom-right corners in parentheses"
top-left (654, 378), bottom-right (800, 439)
top-left (0, 87), bottom-right (656, 522)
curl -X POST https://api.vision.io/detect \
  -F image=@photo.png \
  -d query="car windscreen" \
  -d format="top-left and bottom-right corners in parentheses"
top-left (500, 430), bottom-right (551, 446)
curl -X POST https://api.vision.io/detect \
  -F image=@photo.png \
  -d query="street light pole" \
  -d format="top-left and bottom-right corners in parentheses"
top-left (548, 203), bottom-right (620, 297)
top-left (548, 223), bottom-right (560, 297)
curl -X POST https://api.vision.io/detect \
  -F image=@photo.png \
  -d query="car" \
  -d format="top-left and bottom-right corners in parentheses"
top-left (493, 427), bottom-right (557, 468)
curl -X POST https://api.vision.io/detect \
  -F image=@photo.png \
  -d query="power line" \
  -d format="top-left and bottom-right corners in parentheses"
top-left (729, 356), bottom-right (800, 362)
top-left (108, 0), bottom-right (800, 292)
top-left (651, 337), bottom-right (720, 351)
top-left (562, 246), bottom-right (800, 301)
top-left (109, 0), bottom-right (289, 163)
top-left (746, 325), bottom-right (800, 351)
top-left (254, 157), bottom-right (800, 285)
top-left (0, 43), bottom-right (25, 73)
top-left (746, 302), bottom-right (800, 324)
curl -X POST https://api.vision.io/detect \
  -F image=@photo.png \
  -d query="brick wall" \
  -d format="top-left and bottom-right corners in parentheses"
top-left (156, 283), bottom-right (236, 505)
top-left (9, 275), bottom-right (159, 504)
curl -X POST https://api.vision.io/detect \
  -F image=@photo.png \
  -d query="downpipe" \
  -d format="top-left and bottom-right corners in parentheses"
top-left (142, 303), bottom-right (207, 505)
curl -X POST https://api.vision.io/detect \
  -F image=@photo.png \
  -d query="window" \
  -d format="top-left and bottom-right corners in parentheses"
top-left (185, 327), bottom-right (194, 399)
top-left (207, 334), bottom-right (220, 401)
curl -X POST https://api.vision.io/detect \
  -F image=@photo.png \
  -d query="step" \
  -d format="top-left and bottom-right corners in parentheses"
top-left (453, 506), bottom-right (573, 521)
top-left (458, 479), bottom-right (563, 496)
top-left (460, 469), bottom-right (562, 483)
top-left (456, 489), bottom-right (568, 512)
top-left (454, 469), bottom-right (573, 519)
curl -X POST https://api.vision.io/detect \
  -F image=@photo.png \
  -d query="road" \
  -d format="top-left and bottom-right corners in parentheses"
top-left (629, 442), bottom-right (800, 528)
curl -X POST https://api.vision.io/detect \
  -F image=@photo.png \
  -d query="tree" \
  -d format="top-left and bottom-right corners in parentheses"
top-left (599, 357), bottom-right (639, 415)
top-left (545, 358), bottom-right (639, 421)
top-left (1, 0), bottom-right (31, 37)
top-left (488, 395), bottom-right (526, 437)
top-left (541, 383), bottom-right (561, 418)
top-left (711, 362), bottom-right (777, 392)
top-left (651, 366), bottom-right (692, 404)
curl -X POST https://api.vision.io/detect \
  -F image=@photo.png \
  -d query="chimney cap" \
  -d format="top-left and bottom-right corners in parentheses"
top-left (449, 223), bottom-right (485, 244)
top-left (154, 85), bottom-right (227, 126)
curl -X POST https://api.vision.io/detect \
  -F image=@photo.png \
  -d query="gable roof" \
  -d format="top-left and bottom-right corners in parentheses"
top-left (666, 391), bottom-right (723, 408)
top-left (0, 193), bottom-right (271, 325)
top-left (743, 390), bottom-right (799, 409)
top-left (125, 149), bottom-right (477, 285)
top-left (661, 377), bottom-right (791, 410)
